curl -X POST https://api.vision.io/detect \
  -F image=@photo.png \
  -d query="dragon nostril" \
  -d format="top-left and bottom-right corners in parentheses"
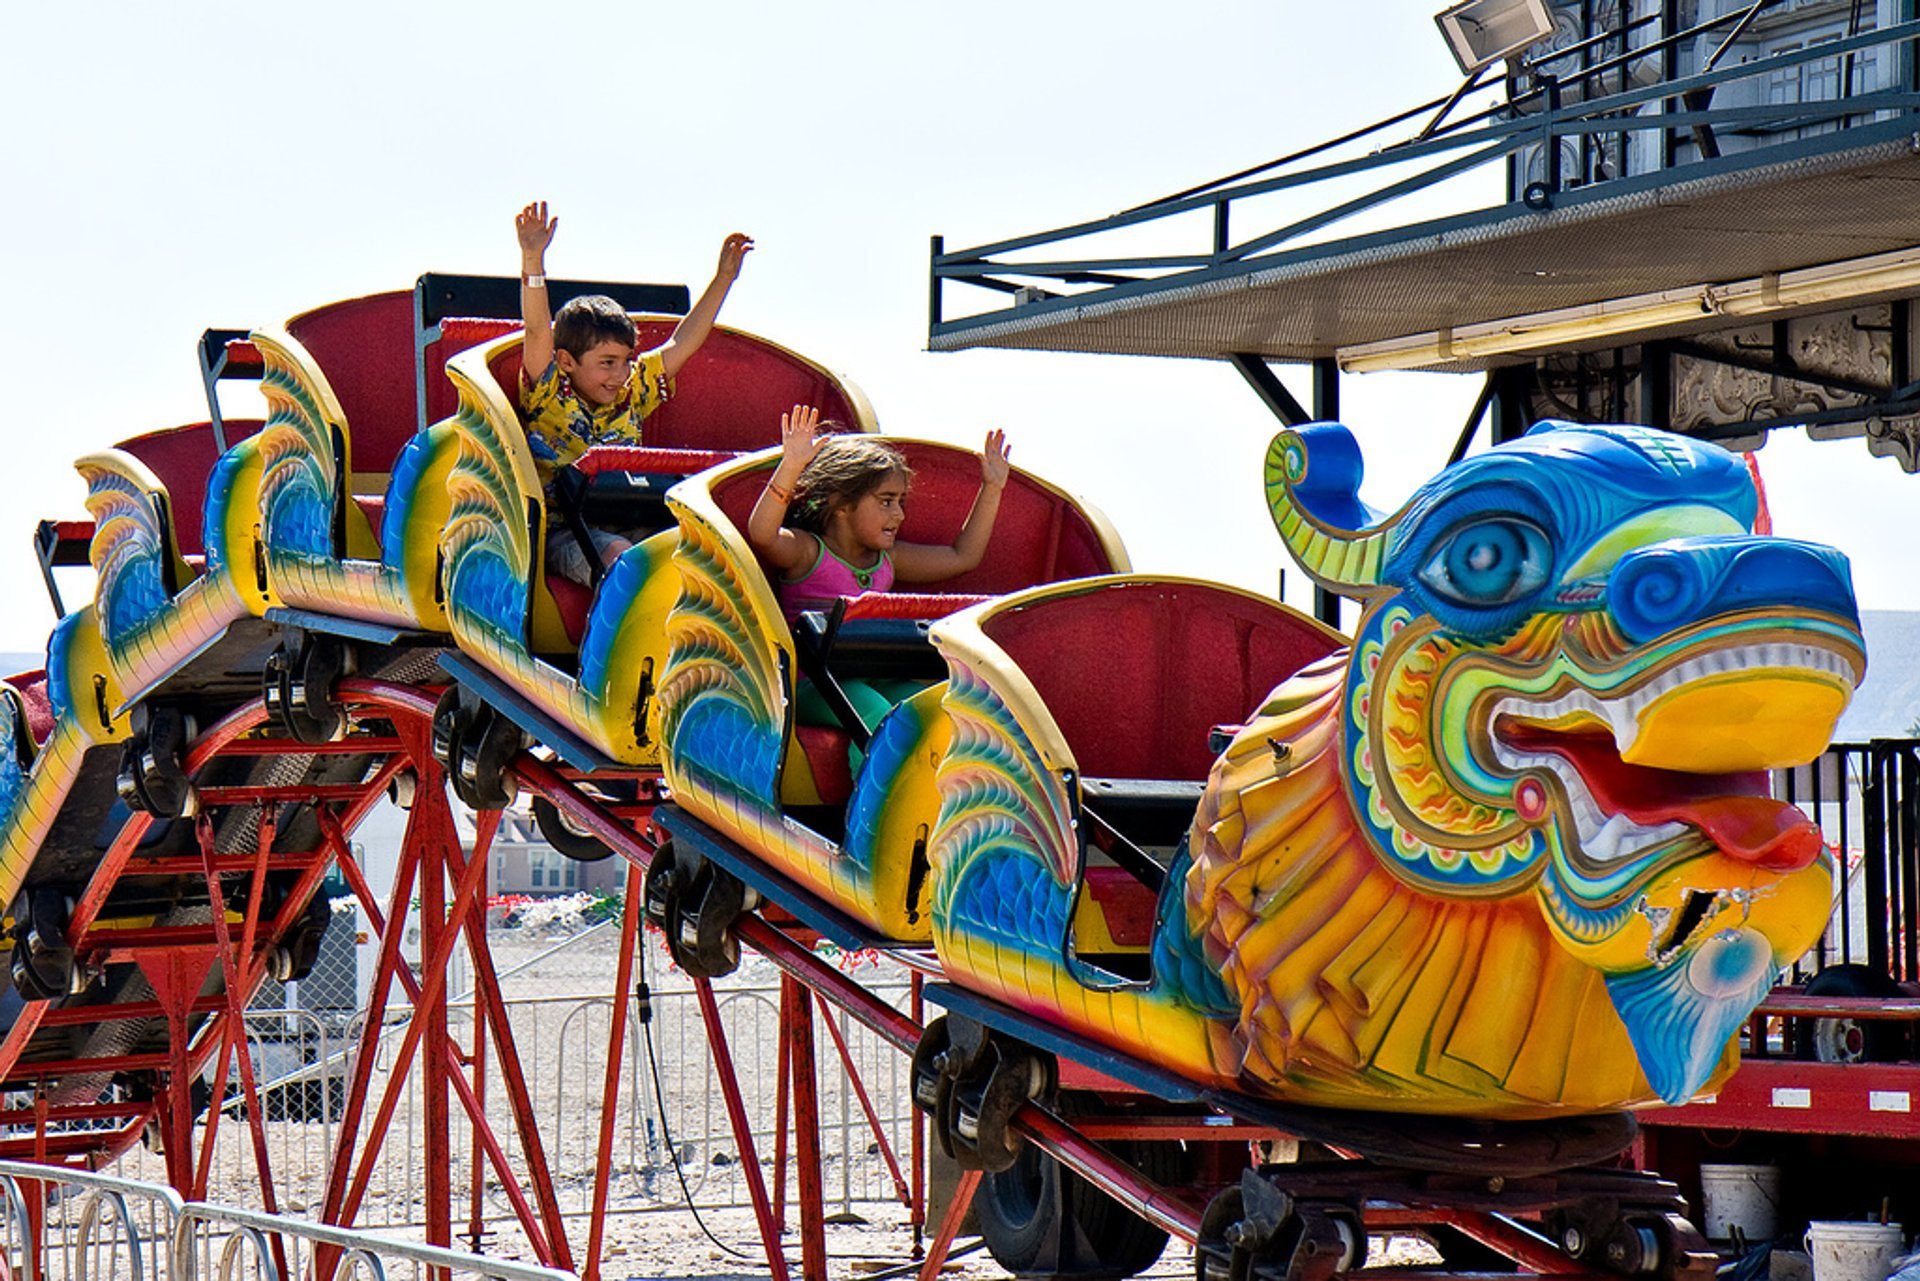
top-left (1609, 536), bottom-right (1857, 643)
top-left (1612, 550), bottom-right (1710, 637)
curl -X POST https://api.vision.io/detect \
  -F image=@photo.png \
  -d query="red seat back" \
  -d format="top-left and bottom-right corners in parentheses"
top-left (286, 292), bottom-right (418, 475)
top-left (710, 441), bottom-right (1116, 599)
top-left (3, 670), bottom-right (54, 748)
top-left (423, 317), bottom-right (520, 427)
top-left (486, 323), bottom-right (862, 452)
top-left (116, 420), bottom-right (266, 558)
top-left (628, 321), bottom-right (862, 449)
top-left (980, 582), bottom-right (1340, 782)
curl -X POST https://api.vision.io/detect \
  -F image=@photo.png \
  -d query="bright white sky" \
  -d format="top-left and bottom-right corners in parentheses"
top-left (2, 1), bottom-right (1912, 657)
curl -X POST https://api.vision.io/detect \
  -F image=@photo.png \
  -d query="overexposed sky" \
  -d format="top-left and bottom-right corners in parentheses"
top-left (1, 1), bottom-right (1911, 656)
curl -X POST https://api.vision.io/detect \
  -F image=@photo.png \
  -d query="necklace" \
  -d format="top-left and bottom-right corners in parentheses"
top-left (850, 563), bottom-right (876, 590)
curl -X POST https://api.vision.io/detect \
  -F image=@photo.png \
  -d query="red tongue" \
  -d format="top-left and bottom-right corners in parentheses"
top-left (1624, 794), bottom-right (1822, 871)
top-left (1510, 728), bottom-right (1823, 871)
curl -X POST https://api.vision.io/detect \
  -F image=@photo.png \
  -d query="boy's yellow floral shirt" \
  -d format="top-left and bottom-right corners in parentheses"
top-left (519, 349), bottom-right (673, 480)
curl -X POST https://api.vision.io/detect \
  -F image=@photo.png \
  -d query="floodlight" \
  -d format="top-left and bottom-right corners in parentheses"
top-left (1434, 0), bottom-right (1554, 75)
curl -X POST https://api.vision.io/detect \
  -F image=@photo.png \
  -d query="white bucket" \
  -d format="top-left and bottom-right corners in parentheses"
top-left (1805, 1221), bottom-right (1907, 1281)
top-left (1699, 1163), bottom-right (1782, 1242)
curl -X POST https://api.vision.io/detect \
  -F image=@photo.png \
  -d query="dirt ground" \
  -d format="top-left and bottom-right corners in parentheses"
top-left (540, 1204), bottom-right (1439, 1281)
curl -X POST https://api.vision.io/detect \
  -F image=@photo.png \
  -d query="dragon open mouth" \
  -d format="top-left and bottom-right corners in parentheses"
top-left (1486, 638), bottom-right (1858, 871)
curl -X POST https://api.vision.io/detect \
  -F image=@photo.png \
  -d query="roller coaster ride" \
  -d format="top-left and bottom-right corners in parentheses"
top-left (0, 258), bottom-right (1866, 1281)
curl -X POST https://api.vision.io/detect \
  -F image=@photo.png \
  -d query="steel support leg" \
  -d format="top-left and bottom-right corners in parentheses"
top-left (693, 977), bottom-right (791, 1281)
top-left (421, 796), bottom-right (453, 1262)
top-left (787, 977), bottom-right (827, 1281)
top-left (583, 863), bottom-right (645, 1281)
top-left (819, 997), bottom-right (911, 1208)
top-left (917, 1169), bottom-right (980, 1281)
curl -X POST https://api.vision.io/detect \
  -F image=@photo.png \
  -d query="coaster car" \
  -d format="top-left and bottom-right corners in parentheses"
top-left (921, 420), bottom-right (1863, 1119)
top-left (657, 442), bottom-right (1127, 941)
top-left (433, 325), bottom-right (873, 767)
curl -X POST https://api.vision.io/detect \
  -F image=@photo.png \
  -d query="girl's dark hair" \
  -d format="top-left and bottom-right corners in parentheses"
top-left (786, 435), bottom-right (913, 535)
top-left (552, 295), bottom-right (638, 358)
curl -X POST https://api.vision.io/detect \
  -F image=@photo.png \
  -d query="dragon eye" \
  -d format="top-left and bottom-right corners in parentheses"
top-left (1418, 517), bottom-right (1551, 607)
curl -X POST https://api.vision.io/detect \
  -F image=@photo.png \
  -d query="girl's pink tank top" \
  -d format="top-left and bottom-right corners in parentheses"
top-left (779, 534), bottom-right (894, 622)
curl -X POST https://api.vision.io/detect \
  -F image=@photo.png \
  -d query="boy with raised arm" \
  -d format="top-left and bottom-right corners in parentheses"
top-left (514, 201), bottom-right (753, 585)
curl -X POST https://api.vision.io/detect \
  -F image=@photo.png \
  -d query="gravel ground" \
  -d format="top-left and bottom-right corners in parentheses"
top-left (93, 913), bottom-right (1479, 1280)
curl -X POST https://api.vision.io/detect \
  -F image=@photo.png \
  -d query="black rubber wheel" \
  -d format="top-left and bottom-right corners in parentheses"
top-left (1795, 963), bottom-right (1912, 1062)
top-left (115, 705), bottom-right (195, 819)
top-left (532, 796), bottom-right (615, 862)
top-left (457, 708), bottom-right (525, 811)
top-left (263, 635), bottom-right (347, 745)
top-left (977, 1135), bottom-right (1183, 1279)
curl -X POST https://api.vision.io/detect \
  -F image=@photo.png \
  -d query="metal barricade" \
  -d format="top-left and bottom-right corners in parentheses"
top-left (106, 936), bottom-right (920, 1232)
top-left (0, 1159), bottom-right (575, 1281)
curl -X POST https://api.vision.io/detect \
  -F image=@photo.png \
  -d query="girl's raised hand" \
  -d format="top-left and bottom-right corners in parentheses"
top-left (980, 428), bottom-right (1011, 489)
top-left (717, 232), bottom-right (755, 282)
top-left (780, 404), bottom-right (826, 468)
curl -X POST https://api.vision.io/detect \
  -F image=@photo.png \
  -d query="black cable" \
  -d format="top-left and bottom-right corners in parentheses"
top-left (636, 941), bottom-right (760, 1261)
top-left (858, 1238), bottom-right (988, 1280)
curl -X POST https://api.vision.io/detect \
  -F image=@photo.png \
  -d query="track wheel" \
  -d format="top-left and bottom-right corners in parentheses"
top-left (1195, 1173), bottom-right (1363, 1281)
top-left (432, 688), bottom-right (525, 810)
top-left (266, 891), bottom-right (335, 983)
top-left (115, 704), bottom-right (196, 818)
top-left (977, 1118), bottom-right (1184, 1279)
top-left (1548, 1205), bottom-right (1714, 1281)
top-left (909, 1015), bottom-right (1053, 1173)
top-left (643, 842), bottom-right (754, 979)
top-left (533, 796), bottom-right (615, 862)
top-left (9, 887), bottom-right (78, 1001)
top-left (263, 633), bottom-right (350, 745)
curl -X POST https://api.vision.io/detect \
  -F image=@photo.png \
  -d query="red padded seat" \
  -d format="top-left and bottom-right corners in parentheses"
top-left (979, 581), bottom-right (1340, 783)
top-left (546, 574), bottom-right (593, 647)
top-left (421, 317), bottom-right (519, 427)
top-left (709, 443), bottom-right (1117, 603)
top-left (572, 446), bottom-right (736, 477)
top-left (839, 593), bottom-right (989, 622)
top-left (4, 671), bottom-right (54, 748)
top-left (351, 495), bottom-right (386, 536)
top-left (1083, 866), bottom-right (1157, 947)
top-left (286, 292), bottom-right (419, 475)
top-left (485, 325), bottom-right (864, 453)
top-left (795, 725), bottom-right (855, 806)
top-left (116, 420), bottom-right (266, 558)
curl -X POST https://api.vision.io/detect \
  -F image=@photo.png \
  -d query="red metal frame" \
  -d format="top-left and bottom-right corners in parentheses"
top-left (0, 667), bottom-right (1724, 1281)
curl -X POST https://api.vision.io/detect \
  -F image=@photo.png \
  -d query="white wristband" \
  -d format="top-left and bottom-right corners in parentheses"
top-left (524, 274), bottom-right (546, 288)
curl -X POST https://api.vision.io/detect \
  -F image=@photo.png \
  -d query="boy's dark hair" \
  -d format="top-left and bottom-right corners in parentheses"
top-left (787, 434), bottom-right (914, 535)
top-left (552, 295), bottom-right (638, 358)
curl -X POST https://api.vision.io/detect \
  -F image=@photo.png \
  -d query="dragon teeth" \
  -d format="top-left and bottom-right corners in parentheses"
top-left (1479, 638), bottom-right (1849, 863)
top-left (1491, 641), bottom-right (1853, 758)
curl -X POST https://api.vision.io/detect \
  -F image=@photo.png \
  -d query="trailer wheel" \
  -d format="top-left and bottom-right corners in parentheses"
top-left (1795, 963), bottom-right (1912, 1063)
top-left (978, 1134), bottom-right (1182, 1279)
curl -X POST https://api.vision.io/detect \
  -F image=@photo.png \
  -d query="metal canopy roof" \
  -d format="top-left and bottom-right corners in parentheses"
top-left (928, 18), bottom-right (1920, 373)
top-left (934, 133), bottom-right (1920, 370)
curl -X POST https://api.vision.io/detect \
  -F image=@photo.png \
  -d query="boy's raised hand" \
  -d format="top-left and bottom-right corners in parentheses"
top-left (980, 428), bottom-right (1011, 489)
top-left (516, 201), bottom-right (557, 259)
top-left (780, 404), bottom-right (827, 469)
top-left (717, 232), bottom-right (755, 283)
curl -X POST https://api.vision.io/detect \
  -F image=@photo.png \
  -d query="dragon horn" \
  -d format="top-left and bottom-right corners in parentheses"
top-left (1264, 423), bottom-right (1401, 597)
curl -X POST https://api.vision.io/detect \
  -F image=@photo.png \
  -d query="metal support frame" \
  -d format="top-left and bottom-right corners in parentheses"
top-left (0, 660), bottom-right (1773, 1281)
top-left (931, 16), bottom-right (1920, 343)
